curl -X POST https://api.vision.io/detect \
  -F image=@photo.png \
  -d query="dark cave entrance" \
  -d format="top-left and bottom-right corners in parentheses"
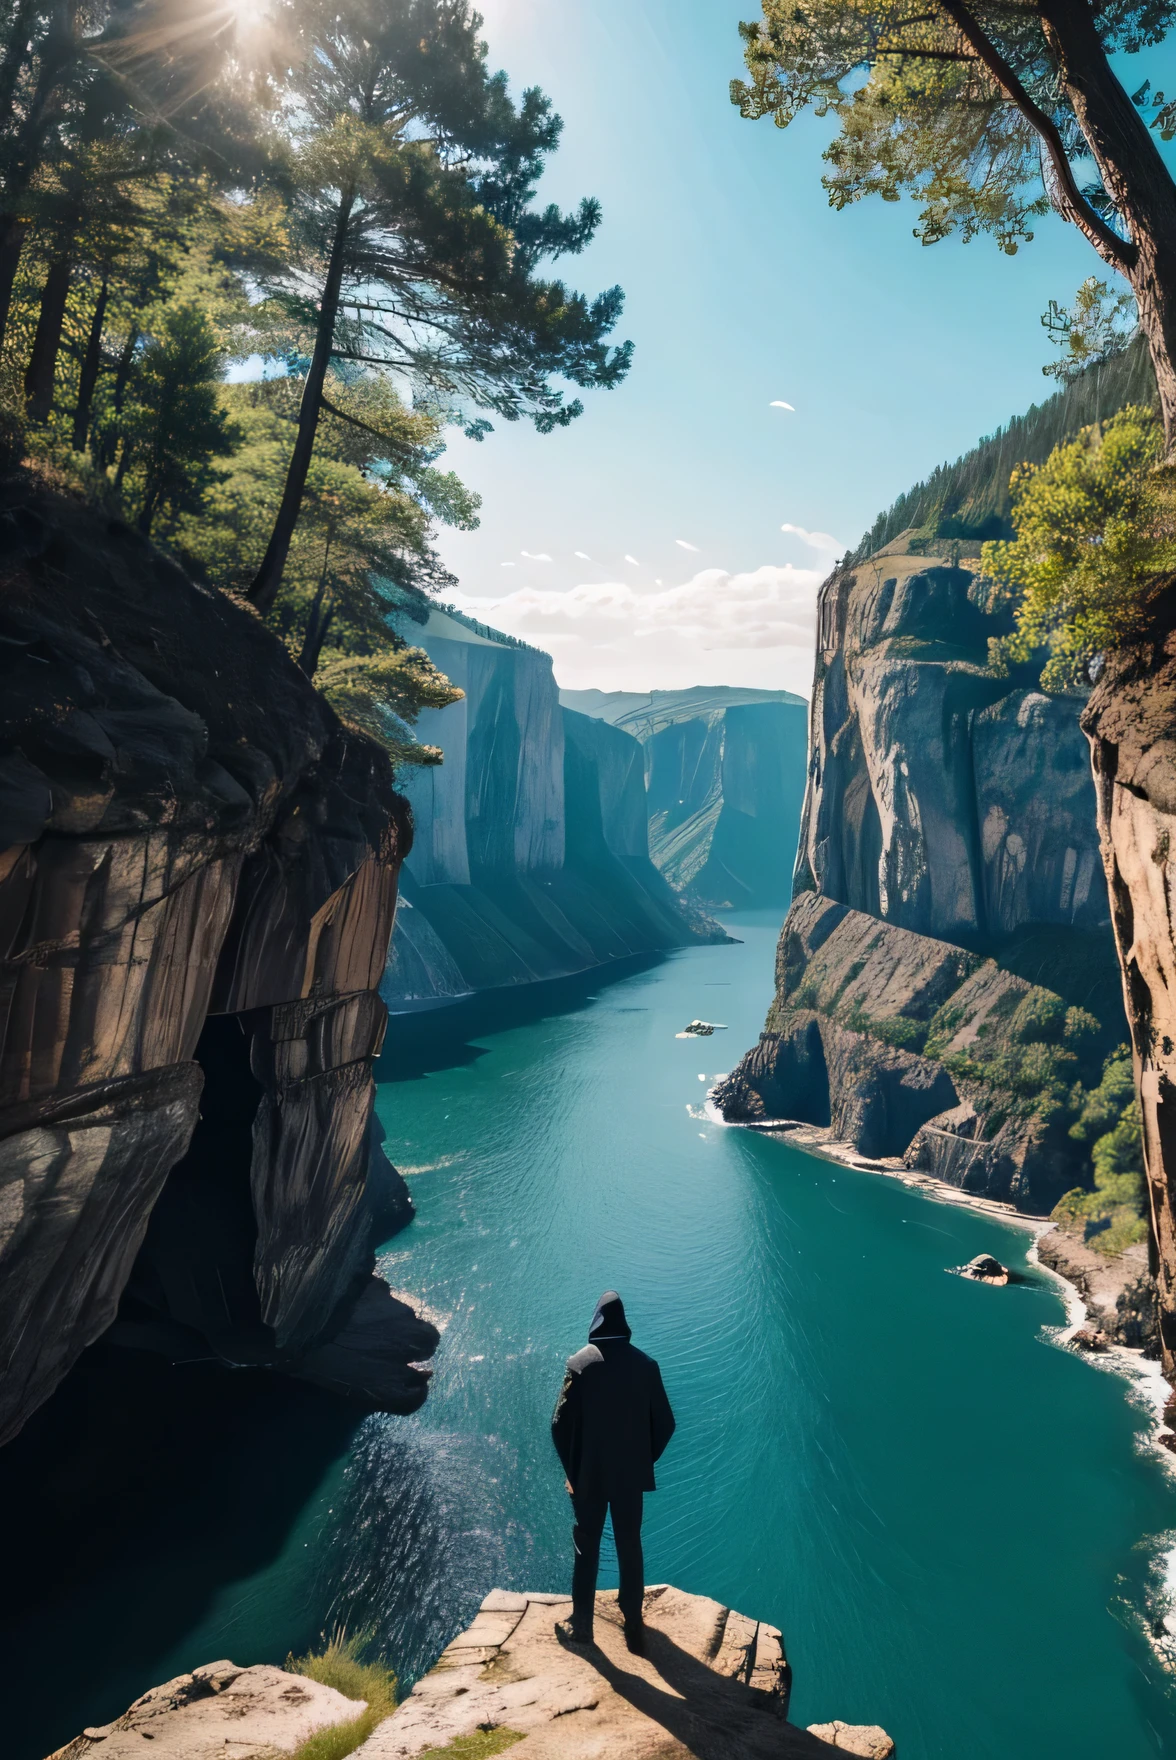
top-left (115, 1014), bottom-right (274, 1363)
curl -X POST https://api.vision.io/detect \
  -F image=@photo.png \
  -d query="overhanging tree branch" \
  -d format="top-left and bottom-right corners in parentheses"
top-left (934, 0), bottom-right (1136, 270)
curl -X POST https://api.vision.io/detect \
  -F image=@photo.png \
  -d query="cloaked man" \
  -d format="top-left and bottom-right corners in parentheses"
top-left (550, 1290), bottom-right (676, 1653)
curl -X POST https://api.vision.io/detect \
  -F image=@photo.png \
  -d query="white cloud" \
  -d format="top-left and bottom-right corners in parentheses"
top-left (781, 522), bottom-right (844, 554)
top-left (574, 550), bottom-right (592, 560)
top-left (770, 400), bottom-right (795, 410)
top-left (449, 564), bottom-right (820, 694)
top-left (500, 561), bottom-right (515, 567)
top-left (521, 549), bottom-right (553, 561)
top-left (675, 538), bottom-right (700, 552)
top-left (624, 554), bottom-right (640, 567)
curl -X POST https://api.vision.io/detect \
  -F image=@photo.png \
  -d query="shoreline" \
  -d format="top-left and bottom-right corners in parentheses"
top-left (709, 1101), bottom-right (1175, 1444)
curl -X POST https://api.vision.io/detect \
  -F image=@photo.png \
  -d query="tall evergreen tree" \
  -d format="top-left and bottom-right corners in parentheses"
top-left (246, 0), bottom-right (631, 612)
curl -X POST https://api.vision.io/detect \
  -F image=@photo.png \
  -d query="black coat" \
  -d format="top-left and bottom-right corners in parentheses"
top-left (551, 1292), bottom-right (676, 1498)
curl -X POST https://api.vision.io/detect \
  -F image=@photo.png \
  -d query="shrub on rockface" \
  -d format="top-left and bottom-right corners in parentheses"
top-left (979, 407), bottom-right (1176, 692)
top-left (1052, 1049), bottom-right (1148, 1256)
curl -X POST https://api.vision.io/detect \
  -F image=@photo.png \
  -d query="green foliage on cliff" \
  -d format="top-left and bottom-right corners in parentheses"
top-left (979, 406), bottom-right (1176, 690)
top-left (287, 1633), bottom-right (398, 1760)
top-left (1053, 1048), bottom-right (1148, 1255)
top-left (853, 341), bottom-right (1157, 561)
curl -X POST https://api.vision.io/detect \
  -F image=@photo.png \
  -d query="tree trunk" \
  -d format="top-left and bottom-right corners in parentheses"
top-left (298, 596), bottom-right (335, 679)
top-left (298, 530), bottom-right (335, 677)
top-left (248, 196), bottom-right (354, 614)
top-left (0, 0), bottom-right (39, 117)
top-left (96, 324), bottom-right (139, 467)
top-left (1041, 1), bottom-right (1176, 454)
top-left (0, 214), bottom-right (29, 352)
top-left (24, 254), bottom-right (71, 422)
top-left (72, 274), bottom-right (108, 450)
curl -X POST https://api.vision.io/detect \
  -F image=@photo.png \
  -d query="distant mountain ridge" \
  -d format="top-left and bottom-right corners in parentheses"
top-left (560, 684), bottom-right (805, 734)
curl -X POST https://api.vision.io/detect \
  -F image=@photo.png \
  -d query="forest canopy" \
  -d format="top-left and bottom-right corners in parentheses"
top-left (0, 0), bottom-right (631, 761)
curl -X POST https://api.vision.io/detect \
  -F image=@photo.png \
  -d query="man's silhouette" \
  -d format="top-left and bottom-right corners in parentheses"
top-left (550, 1289), bottom-right (676, 1653)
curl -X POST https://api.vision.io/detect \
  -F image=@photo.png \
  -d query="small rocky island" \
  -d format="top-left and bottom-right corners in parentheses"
top-left (50, 1588), bottom-right (896, 1760)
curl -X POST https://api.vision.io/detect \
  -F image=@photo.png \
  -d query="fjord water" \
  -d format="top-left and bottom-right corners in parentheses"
top-left (5, 914), bottom-right (1176, 1758)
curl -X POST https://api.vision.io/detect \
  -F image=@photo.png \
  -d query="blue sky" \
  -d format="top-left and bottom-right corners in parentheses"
top-left (434, 0), bottom-right (1159, 694)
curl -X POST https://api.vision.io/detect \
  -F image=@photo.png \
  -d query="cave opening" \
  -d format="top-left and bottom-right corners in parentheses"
top-left (114, 1013), bottom-right (274, 1364)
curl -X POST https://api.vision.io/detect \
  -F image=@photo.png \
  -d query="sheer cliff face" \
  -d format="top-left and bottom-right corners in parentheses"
top-left (395, 615), bottom-right (563, 886)
top-left (797, 550), bottom-right (1107, 941)
top-left (0, 486), bottom-right (435, 1448)
top-left (717, 544), bottom-right (1121, 1213)
top-left (1083, 594), bottom-right (1176, 1374)
top-left (562, 686), bottom-right (809, 909)
top-left (385, 612), bottom-right (715, 1007)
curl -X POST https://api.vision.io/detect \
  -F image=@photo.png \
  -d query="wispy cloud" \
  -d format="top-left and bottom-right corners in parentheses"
top-left (500, 561), bottom-right (515, 568)
top-left (781, 522), bottom-right (843, 554)
top-left (675, 538), bottom-right (700, 552)
top-left (574, 551), bottom-right (592, 560)
top-left (521, 549), bottom-right (552, 561)
top-left (624, 554), bottom-right (640, 566)
top-left (770, 400), bottom-right (795, 410)
top-left (449, 564), bottom-right (820, 693)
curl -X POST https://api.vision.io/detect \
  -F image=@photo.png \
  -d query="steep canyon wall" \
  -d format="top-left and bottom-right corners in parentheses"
top-left (0, 485), bottom-right (436, 1448)
top-left (716, 542), bottom-right (1127, 1217)
top-left (385, 610), bottom-right (719, 1007)
top-left (562, 685), bottom-right (809, 908)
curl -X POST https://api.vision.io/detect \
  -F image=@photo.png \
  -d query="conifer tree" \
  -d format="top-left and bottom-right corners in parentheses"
top-left (246, 0), bottom-right (631, 612)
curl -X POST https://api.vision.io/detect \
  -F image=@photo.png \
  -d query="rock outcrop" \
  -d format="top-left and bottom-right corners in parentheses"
top-left (562, 685), bottom-right (809, 908)
top-left (1082, 592), bottom-right (1176, 1375)
top-left (714, 890), bottom-right (1106, 1211)
top-left (718, 541), bottom-right (1127, 1213)
top-left (0, 481), bottom-right (436, 1447)
top-left (361, 1585), bottom-right (892, 1759)
top-left (1036, 1226), bottom-right (1157, 1350)
top-left (49, 1659), bottom-right (365, 1760)
top-left (384, 610), bottom-right (722, 1008)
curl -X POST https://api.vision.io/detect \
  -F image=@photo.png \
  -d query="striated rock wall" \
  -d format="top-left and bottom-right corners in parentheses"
top-left (0, 483), bottom-right (436, 1447)
top-left (720, 540), bottom-right (1127, 1213)
top-left (563, 685), bottom-right (809, 908)
top-left (1083, 588), bottom-right (1176, 1375)
top-left (796, 546), bottom-right (1108, 941)
top-left (385, 611), bottom-right (720, 1008)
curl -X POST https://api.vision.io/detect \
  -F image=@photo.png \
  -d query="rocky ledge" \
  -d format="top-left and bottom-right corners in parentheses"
top-left (360, 1585), bottom-right (894, 1759)
top-left (49, 1659), bottom-right (364, 1760)
top-left (1036, 1226), bottom-right (1157, 1351)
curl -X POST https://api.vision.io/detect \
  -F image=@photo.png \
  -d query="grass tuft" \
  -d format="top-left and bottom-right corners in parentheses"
top-left (285, 1632), bottom-right (398, 1760)
top-left (416, 1730), bottom-right (526, 1758)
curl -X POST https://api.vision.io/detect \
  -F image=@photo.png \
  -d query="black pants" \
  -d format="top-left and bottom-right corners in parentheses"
top-left (571, 1487), bottom-right (644, 1632)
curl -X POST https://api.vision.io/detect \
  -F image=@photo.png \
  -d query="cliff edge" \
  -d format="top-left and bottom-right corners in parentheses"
top-left (0, 479), bottom-right (437, 1447)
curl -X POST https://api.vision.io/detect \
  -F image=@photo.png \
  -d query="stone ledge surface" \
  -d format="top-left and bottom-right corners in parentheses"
top-left (360, 1585), bottom-right (894, 1758)
top-left (48, 1660), bottom-right (364, 1760)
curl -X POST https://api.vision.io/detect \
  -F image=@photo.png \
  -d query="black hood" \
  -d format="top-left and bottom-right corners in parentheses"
top-left (588, 1290), bottom-right (631, 1343)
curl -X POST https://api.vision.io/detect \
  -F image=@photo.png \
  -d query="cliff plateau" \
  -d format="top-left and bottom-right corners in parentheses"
top-left (717, 542), bottom-right (1128, 1221)
top-left (384, 610), bottom-right (721, 1008)
top-left (0, 481), bottom-right (437, 1448)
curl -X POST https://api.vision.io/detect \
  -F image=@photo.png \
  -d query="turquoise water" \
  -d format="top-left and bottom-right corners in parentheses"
top-left (5, 913), bottom-right (1176, 1756)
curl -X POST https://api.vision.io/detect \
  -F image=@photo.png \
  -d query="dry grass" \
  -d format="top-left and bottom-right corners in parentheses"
top-left (286, 1633), bottom-right (398, 1760)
